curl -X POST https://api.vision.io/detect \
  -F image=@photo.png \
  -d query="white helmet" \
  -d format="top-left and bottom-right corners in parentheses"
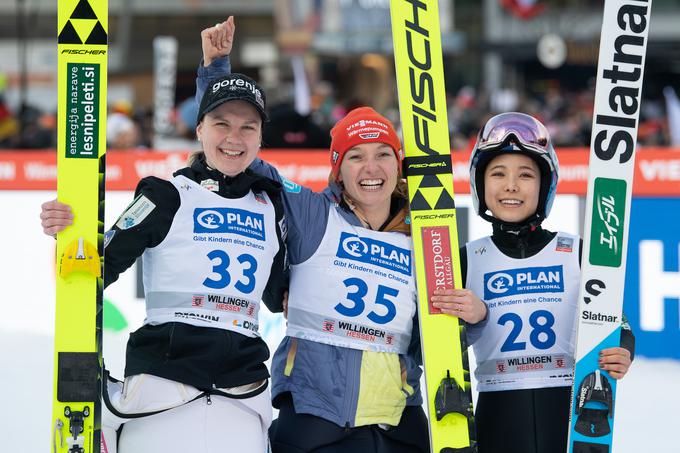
top-left (469, 112), bottom-right (559, 224)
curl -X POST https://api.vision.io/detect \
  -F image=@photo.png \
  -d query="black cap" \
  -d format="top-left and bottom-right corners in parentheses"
top-left (197, 73), bottom-right (267, 123)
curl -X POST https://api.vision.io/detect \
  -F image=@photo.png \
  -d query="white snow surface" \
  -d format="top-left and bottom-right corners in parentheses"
top-left (0, 325), bottom-right (677, 452)
top-left (2, 191), bottom-right (677, 451)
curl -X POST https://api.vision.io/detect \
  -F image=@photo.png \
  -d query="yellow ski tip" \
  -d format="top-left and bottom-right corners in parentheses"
top-left (60, 237), bottom-right (101, 278)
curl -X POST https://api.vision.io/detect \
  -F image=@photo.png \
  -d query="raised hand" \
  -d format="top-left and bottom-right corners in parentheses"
top-left (201, 16), bottom-right (235, 66)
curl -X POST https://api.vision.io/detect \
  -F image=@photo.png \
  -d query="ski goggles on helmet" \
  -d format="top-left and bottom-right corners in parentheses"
top-left (475, 112), bottom-right (551, 154)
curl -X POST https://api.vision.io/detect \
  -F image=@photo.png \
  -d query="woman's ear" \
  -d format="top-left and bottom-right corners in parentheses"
top-left (196, 122), bottom-right (203, 142)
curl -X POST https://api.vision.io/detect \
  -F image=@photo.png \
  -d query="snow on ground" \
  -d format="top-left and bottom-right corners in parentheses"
top-left (1, 326), bottom-right (677, 452)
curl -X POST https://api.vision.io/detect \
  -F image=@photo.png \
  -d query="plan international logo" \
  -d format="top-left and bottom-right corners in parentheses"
top-left (336, 232), bottom-right (411, 276)
top-left (484, 265), bottom-right (564, 300)
top-left (193, 207), bottom-right (265, 240)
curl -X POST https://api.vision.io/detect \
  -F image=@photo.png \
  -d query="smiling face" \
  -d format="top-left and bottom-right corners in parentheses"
top-left (196, 100), bottom-right (262, 177)
top-left (338, 142), bottom-right (399, 215)
top-left (483, 153), bottom-right (541, 223)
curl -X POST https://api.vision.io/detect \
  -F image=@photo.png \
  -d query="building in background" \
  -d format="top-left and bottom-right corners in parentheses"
top-left (0, 0), bottom-right (678, 148)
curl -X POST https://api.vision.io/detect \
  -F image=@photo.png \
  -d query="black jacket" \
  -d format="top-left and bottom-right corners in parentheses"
top-left (104, 155), bottom-right (287, 392)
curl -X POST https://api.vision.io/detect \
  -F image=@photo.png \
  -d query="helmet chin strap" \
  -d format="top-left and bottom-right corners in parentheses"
top-left (481, 211), bottom-right (544, 235)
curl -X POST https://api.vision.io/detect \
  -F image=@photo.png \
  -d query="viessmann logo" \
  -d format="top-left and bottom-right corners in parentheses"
top-left (336, 232), bottom-right (411, 276)
top-left (483, 265), bottom-right (564, 300)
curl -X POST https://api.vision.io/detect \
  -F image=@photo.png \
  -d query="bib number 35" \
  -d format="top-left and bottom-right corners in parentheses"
top-left (335, 277), bottom-right (398, 325)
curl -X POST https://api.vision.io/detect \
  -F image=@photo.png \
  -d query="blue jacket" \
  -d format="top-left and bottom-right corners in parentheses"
top-left (197, 59), bottom-right (423, 428)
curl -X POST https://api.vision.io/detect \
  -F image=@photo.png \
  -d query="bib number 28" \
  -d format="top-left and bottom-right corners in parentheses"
top-left (498, 310), bottom-right (556, 352)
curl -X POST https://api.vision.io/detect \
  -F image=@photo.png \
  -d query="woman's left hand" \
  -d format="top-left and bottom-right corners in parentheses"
top-left (431, 288), bottom-right (488, 325)
top-left (599, 347), bottom-right (632, 379)
top-left (201, 16), bottom-right (235, 66)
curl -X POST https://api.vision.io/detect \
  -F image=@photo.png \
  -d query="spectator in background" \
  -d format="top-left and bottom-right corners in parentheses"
top-left (263, 102), bottom-right (330, 148)
top-left (106, 100), bottom-right (143, 149)
top-left (0, 98), bottom-right (19, 148)
top-left (106, 112), bottom-right (141, 149)
top-left (14, 105), bottom-right (55, 149)
top-left (174, 97), bottom-right (199, 140)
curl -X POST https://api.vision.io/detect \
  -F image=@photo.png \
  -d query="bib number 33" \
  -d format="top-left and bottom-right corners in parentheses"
top-left (203, 249), bottom-right (257, 293)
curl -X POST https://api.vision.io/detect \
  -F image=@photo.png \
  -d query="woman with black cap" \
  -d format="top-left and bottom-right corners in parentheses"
top-left (40, 22), bottom-right (287, 452)
top-left (433, 112), bottom-right (636, 453)
top-left (195, 22), bottom-right (487, 452)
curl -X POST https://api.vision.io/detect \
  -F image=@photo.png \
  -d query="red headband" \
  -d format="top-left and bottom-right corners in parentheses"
top-left (329, 107), bottom-right (403, 180)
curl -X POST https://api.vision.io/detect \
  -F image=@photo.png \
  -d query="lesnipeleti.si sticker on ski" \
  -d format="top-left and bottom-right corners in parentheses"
top-left (54, 0), bottom-right (107, 452)
top-left (390, 1), bottom-right (476, 452)
top-left (568, 1), bottom-right (652, 452)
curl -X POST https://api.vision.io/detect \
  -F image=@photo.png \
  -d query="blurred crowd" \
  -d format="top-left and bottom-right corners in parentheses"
top-left (445, 83), bottom-right (673, 151)
top-left (0, 81), bottom-right (676, 151)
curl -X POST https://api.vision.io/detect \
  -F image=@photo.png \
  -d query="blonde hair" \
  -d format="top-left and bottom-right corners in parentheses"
top-left (188, 150), bottom-right (204, 167)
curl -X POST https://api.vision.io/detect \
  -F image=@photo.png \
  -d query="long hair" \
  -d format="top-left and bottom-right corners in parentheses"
top-left (188, 150), bottom-right (205, 167)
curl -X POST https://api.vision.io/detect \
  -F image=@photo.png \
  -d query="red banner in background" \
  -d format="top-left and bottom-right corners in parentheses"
top-left (1, 148), bottom-right (679, 195)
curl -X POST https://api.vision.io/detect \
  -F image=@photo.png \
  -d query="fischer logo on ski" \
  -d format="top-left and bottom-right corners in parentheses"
top-left (390, 0), bottom-right (476, 451)
top-left (53, 1), bottom-right (108, 452)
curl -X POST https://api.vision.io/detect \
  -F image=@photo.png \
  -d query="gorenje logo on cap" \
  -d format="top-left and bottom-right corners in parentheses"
top-left (211, 77), bottom-right (264, 109)
top-left (483, 265), bottom-right (564, 300)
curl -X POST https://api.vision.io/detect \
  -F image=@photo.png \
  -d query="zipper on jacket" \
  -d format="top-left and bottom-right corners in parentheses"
top-left (519, 236), bottom-right (528, 259)
top-left (344, 350), bottom-right (361, 428)
top-left (206, 394), bottom-right (212, 405)
top-left (165, 323), bottom-right (176, 362)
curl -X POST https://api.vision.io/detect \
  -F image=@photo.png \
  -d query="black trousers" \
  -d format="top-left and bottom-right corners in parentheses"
top-left (270, 393), bottom-right (430, 453)
top-left (476, 387), bottom-right (571, 453)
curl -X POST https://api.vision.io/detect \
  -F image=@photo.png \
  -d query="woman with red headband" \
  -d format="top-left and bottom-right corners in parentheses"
top-left (196, 34), bottom-right (486, 451)
top-left (259, 106), bottom-right (432, 452)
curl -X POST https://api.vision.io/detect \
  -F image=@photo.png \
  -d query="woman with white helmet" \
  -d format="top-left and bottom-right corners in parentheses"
top-left (434, 112), bottom-right (636, 453)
